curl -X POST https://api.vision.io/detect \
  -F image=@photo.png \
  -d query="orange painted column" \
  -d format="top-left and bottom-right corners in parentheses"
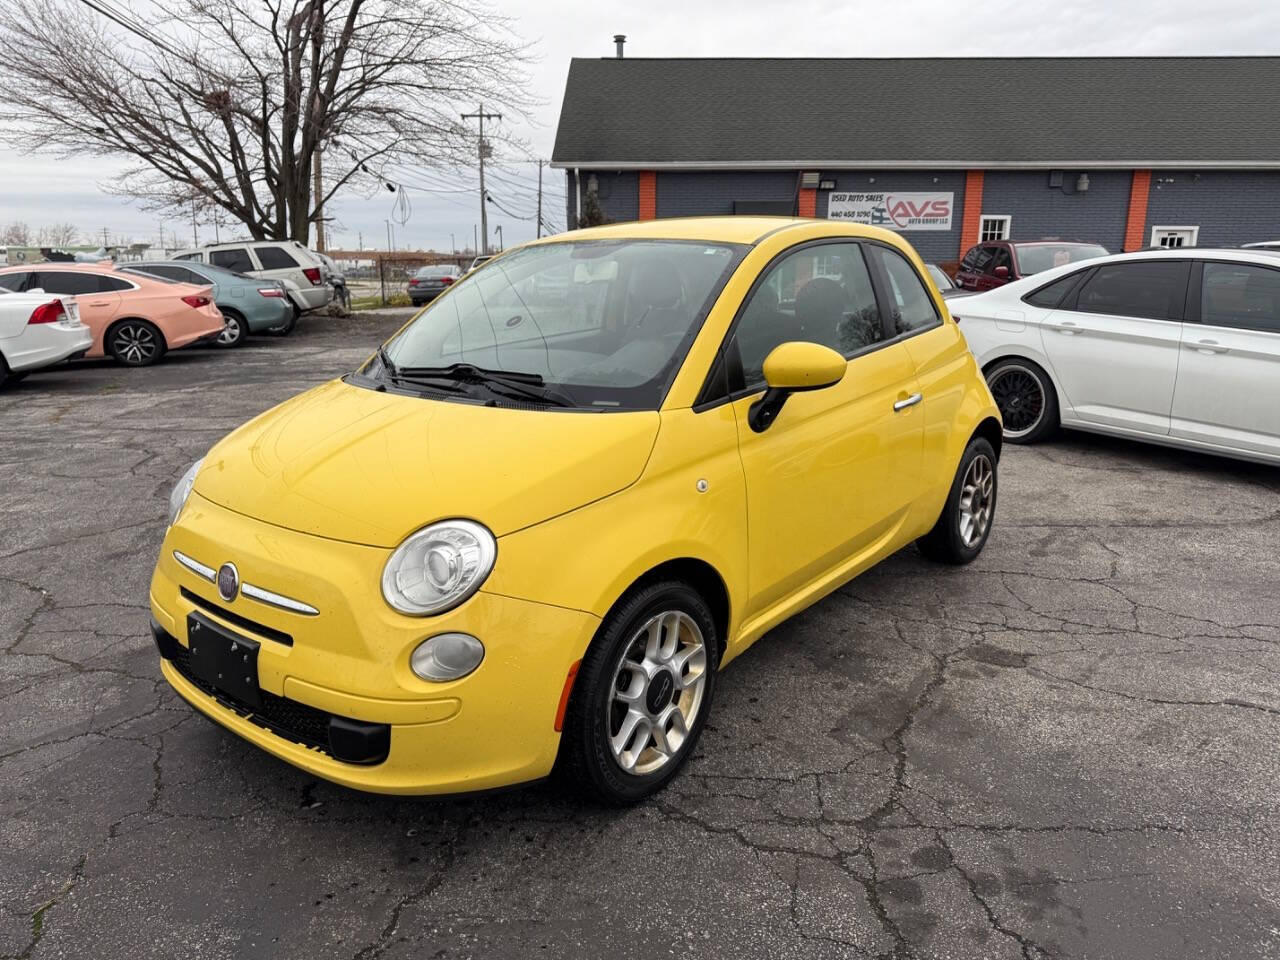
top-left (958, 170), bottom-right (984, 258)
top-left (1123, 170), bottom-right (1152, 251)
top-left (638, 171), bottom-right (656, 220)
top-left (797, 187), bottom-right (817, 218)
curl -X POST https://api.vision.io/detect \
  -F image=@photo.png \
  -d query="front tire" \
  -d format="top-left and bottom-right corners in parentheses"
top-left (917, 437), bottom-right (998, 565)
top-left (985, 358), bottom-right (1059, 444)
top-left (106, 319), bottom-right (166, 367)
top-left (560, 581), bottom-right (719, 804)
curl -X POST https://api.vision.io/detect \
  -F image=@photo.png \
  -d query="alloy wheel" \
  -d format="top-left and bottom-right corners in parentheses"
top-left (988, 364), bottom-right (1045, 439)
top-left (958, 454), bottom-right (994, 548)
top-left (112, 323), bottom-right (159, 365)
top-left (606, 610), bottom-right (708, 776)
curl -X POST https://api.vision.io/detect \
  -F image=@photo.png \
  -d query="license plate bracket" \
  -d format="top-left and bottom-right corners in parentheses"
top-left (187, 613), bottom-right (261, 709)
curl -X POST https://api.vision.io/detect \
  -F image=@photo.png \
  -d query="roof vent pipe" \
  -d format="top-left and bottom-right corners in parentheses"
top-left (613, 34), bottom-right (626, 58)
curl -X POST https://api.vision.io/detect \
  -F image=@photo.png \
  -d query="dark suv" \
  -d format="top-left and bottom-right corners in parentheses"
top-left (955, 240), bottom-right (1109, 291)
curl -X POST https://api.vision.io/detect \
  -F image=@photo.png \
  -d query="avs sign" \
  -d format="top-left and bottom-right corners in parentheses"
top-left (827, 192), bottom-right (954, 231)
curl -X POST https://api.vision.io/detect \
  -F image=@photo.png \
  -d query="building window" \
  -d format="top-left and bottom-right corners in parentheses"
top-left (1150, 226), bottom-right (1199, 248)
top-left (979, 215), bottom-right (1011, 241)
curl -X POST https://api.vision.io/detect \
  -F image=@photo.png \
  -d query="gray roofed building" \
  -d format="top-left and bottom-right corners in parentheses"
top-left (552, 53), bottom-right (1280, 264)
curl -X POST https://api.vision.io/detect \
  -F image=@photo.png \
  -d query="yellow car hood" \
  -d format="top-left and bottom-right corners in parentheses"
top-left (194, 379), bottom-right (660, 547)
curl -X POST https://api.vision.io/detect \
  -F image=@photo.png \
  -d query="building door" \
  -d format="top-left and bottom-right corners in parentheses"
top-left (1171, 260), bottom-right (1280, 459)
top-left (1039, 259), bottom-right (1190, 436)
top-left (1151, 226), bottom-right (1199, 248)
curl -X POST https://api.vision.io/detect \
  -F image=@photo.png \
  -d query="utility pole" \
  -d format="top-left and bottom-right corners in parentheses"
top-left (313, 148), bottom-right (325, 252)
top-left (191, 199), bottom-right (198, 247)
top-left (358, 230), bottom-right (363, 251)
top-left (495, 225), bottom-right (503, 251)
top-left (385, 219), bottom-right (394, 252)
top-left (473, 224), bottom-right (478, 254)
top-left (101, 226), bottom-right (109, 249)
top-left (450, 232), bottom-right (455, 254)
top-left (461, 103), bottom-right (501, 255)
top-left (536, 160), bottom-right (544, 238)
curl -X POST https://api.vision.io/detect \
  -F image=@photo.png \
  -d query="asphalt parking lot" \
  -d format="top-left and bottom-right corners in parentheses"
top-left (3, 312), bottom-right (1279, 960)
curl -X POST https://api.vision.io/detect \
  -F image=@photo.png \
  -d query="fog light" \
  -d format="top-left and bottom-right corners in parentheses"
top-left (410, 633), bottom-right (484, 681)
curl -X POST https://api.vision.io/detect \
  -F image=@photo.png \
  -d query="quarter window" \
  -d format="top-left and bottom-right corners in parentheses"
top-left (210, 248), bottom-right (255, 272)
top-left (1200, 262), bottom-right (1280, 334)
top-left (1023, 273), bottom-right (1082, 309)
top-left (732, 242), bottom-right (882, 386)
top-left (0, 272), bottom-right (30, 291)
top-left (255, 246), bottom-right (300, 270)
top-left (870, 247), bottom-right (940, 335)
top-left (1073, 261), bottom-right (1189, 321)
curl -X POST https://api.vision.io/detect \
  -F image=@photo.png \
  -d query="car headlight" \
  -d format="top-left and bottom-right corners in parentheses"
top-left (167, 458), bottom-right (203, 526)
top-left (381, 519), bottom-right (496, 616)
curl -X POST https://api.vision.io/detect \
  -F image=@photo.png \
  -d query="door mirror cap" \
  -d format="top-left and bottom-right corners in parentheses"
top-left (993, 265), bottom-right (1010, 279)
top-left (749, 342), bottom-right (847, 433)
top-left (761, 341), bottom-right (847, 392)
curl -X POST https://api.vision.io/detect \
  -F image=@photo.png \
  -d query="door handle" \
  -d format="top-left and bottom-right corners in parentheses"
top-left (1046, 320), bottom-right (1080, 335)
top-left (893, 393), bottom-right (923, 412)
top-left (1190, 339), bottom-right (1229, 355)
top-left (88, 300), bottom-right (110, 307)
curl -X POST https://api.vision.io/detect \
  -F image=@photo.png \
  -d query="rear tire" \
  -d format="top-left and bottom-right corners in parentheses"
top-left (985, 358), bottom-right (1059, 444)
top-left (214, 309), bottom-right (247, 348)
top-left (560, 580), bottom-right (719, 805)
top-left (917, 437), bottom-right (998, 565)
top-left (0, 355), bottom-right (25, 389)
top-left (106, 319), bottom-right (166, 367)
top-left (267, 304), bottom-right (300, 336)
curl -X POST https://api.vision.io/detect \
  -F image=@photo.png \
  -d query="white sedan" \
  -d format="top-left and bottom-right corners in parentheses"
top-left (952, 248), bottom-right (1280, 465)
top-left (0, 289), bottom-right (92, 388)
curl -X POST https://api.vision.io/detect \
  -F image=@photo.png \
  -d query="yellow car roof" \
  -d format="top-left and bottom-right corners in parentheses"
top-left (531, 216), bottom-right (895, 247)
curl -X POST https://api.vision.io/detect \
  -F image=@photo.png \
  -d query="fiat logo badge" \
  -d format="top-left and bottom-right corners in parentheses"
top-left (216, 562), bottom-right (239, 602)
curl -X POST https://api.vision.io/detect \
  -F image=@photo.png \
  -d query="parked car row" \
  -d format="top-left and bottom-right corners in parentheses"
top-left (0, 240), bottom-right (336, 387)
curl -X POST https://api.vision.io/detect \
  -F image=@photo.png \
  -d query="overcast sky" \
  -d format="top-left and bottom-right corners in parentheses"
top-left (2, 0), bottom-right (1277, 253)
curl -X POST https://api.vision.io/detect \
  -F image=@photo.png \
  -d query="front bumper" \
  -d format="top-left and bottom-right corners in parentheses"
top-left (150, 493), bottom-right (600, 795)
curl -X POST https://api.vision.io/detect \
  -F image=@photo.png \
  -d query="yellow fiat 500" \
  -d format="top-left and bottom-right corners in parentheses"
top-left (150, 217), bottom-right (1001, 803)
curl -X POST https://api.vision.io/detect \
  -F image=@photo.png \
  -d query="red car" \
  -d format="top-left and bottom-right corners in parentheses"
top-left (0, 263), bottom-right (225, 366)
top-left (954, 240), bottom-right (1109, 291)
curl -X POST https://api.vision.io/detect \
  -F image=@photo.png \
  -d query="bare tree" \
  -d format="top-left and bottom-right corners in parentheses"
top-left (0, 0), bottom-right (529, 244)
top-left (2, 221), bottom-right (31, 245)
top-left (37, 223), bottom-right (80, 246)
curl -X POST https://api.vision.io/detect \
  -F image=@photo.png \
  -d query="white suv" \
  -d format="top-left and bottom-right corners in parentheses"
top-left (172, 240), bottom-right (332, 326)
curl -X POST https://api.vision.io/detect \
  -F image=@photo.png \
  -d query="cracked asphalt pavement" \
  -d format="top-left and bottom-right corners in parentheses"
top-left (3, 311), bottom-right (1279, 959)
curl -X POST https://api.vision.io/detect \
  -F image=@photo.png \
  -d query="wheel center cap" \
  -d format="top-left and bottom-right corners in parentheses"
top-left (646, 670), bottom-right (676, 714)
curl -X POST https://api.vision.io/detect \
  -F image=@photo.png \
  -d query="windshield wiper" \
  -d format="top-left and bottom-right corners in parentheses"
top-left (372, 348), bottom-right (473, 396)
top-left (397, 363), bottom-right (576, 407)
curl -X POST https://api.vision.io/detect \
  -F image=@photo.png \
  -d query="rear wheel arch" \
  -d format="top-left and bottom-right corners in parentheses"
top-left (981, 354), bottom-right (1062, 443)
top-left (971, 415), bottom-right (1004, 461)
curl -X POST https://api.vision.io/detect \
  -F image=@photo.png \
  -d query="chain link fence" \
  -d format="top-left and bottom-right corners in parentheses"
top-left (329, 253), bottom-right (475, 309)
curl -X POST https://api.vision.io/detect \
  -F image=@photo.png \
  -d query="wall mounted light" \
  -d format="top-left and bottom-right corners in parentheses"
top-left (1076, 173), bottom-right (1090, 193)
top-left (587, 173), bottom-right (599, 195)
top-left (868, 176), bottom-right (876, 184)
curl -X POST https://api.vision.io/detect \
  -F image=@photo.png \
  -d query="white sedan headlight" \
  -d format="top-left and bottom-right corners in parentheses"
top-left (381, 520), bottom-right (496, 616)
top-left (167, 458), bottom-right (203, 526)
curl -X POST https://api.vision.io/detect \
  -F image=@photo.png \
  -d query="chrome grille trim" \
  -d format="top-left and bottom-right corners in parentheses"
top-left (172, 550), bottom-right (318, 616)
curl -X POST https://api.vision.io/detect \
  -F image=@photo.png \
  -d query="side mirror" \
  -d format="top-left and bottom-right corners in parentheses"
top-left (993, 265), bottom-right (1010, 279)
top-left (748, 341), bottom-right (846, 433)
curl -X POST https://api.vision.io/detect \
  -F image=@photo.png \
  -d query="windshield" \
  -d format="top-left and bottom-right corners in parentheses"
top-left (1015, 243), bottom-right (1109, 275)
top-left (364, 238), bottom-right (745, 410)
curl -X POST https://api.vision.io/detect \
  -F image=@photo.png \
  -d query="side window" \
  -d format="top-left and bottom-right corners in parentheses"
top-left (960, 247), bottom-right (979, 271)
top-left (34, 272), bottom-right (99, 295)
top-left (1073, 261), bottom-right (1189, 321)
top-left (254, 246), bottom-right (300, 270)
top-left (100, 276), bottom-right (133, 292)
top-left (174, 253), bottom-right (203, 262)
top-left (870, 247), bottom-right (941, 335)
top-left (970, 246), bottom-right (996, 274)
top-left (210, 248), bottom-right (255, 273)
top-left (990, 247), bottom-right (1013, 275)
top-left (733, 242), bottom-right (882, 387)
top-left (1023, 272), bottom-right (1082, 309)
top-left (0, 272), bottom-right (30, 291)
top-left (1200, 262), bottom-right (1280, 334)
